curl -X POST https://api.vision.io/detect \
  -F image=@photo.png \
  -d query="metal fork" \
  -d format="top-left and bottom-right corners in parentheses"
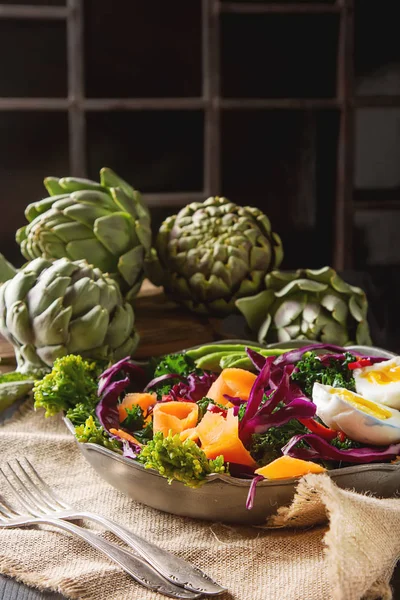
top-left (0, 467), bottom-right (201, 600)
top-left (0, 459), bottom-right (225, 596)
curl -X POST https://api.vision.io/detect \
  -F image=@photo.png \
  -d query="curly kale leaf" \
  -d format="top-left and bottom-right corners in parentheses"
top-left (250, 419), bottom-right (308, 466)
top-left (138, 431), bottom-right (226, 488)
top-left (121, 404), bottom-right (145, 431)
top-left (291, 351), bottom-right (356, 398)
top-left (33, 355), bottom-right (100, 418)
top-left (131, 420), bottom-right (153, 444)
top-left (196, 397), bottom-right (226, 421)
top-left (151, 353), bottom-right (198, 398)
top-left (75, 416), bottom-right (122, 452)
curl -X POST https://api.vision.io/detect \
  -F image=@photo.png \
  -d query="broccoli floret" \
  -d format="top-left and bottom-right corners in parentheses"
top-left (33, 355), bottom-right (100, 418)
top-left (138, 431), bottom-right (226, 488)
top-left (75, 416), bottom-right (121, 452)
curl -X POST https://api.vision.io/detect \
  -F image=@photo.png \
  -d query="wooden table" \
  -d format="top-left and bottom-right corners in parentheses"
top-left (1, 280), bottom-right (400, 598)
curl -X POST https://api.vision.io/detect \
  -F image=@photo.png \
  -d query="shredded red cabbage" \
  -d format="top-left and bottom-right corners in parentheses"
top-left (246, 347), bottom-right (267, 372)
top-left (98, 357), bottom-right (145, 396)
top-left (143, 373), bottom-right (182, 392)
top-left (168, 371), bottom-right (217, 403)
top-left (96, 377), bottom-right (129, 432)
top-left (274, 344), bottom-right (347, 367)
top-left (121, 439), bottom-right (141, 459)
top-left (246, 475), bottom-right (264, 510)
top-left (282, 434), bottom-right (400, 464)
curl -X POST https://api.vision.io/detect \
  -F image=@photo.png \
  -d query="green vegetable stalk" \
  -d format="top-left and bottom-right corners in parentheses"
top-left (0, 371), bottom-right (35, 413)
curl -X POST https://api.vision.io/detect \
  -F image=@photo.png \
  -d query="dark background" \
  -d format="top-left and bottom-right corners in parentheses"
top-left (0, 0), bottom-right (400, 351)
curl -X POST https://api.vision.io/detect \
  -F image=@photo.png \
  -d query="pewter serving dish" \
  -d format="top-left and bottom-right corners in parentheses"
top-left (65, 341), bottom-right (400, 525)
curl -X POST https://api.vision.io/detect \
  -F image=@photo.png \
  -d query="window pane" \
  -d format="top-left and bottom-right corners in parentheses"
top-left (85, 0), bottom-right (202, 98)
top-left (355, 211), bottom-right (400, 267)
top-left (221, 110), bottom-right (339, 268)
top-left (355, 109), bottom-right (400, 191)
top-left (221, 14), bottom-right (338, 98)
top-left (0, 20), bottom-right (67, 97)
top-left (355, 0), bottom-right (400, 96)
top-left (87, 111), bottom-right (204, 194)
top-left (0, 112), bottom-right (69, 266)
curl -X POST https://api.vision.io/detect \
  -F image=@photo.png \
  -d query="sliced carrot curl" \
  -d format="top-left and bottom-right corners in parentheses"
top-left (255, 456), bottom-right (326, 480)
top-left (196, 409), bottom-right (256, 468)
top-left (118, 392), bottom-right (156, 422)
top-left (109, 428), bottom-right (143, 447)
top-left (206, 368), bottom-right (257, 406)
top-left (152, 401), bottom-right (199, 437)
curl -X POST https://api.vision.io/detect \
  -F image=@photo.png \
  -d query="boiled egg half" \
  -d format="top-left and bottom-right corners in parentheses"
top-left (312, 383), bottom-right (400, 445)
top-left (353, 357), bottom-right (400, 410)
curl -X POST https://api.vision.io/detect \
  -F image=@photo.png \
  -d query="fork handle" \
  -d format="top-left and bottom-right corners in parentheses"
top-left (77, 511), bottom-right (225, 596)
top-left (6, 516), bottom-right (199, 599)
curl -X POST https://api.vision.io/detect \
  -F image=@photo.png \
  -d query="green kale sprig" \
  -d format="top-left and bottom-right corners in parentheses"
top-left (151, 352), bottom-right (198, 398)
top-left (33, 355), bottom-right (100, 419)
top-left (138, 431), bottom-right (226, 488)
top-left (291, 351), bottom-right (356, 398)
top-left (250, 419), bottom-right (309, 465)
top-left (75, 416), bottom-right (121, 452)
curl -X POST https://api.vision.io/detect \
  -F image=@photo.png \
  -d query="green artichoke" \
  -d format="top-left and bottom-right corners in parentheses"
top-left (148, 196), bottom-right (283, 315)
top-left (236, 267), bottom-right (372, 346)
top-left (16, 168), bottom-right (151, 301)
top-left (0, 257), bottom-right (139, 374)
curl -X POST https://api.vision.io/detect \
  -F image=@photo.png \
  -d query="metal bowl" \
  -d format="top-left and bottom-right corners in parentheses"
top-left (64, 341), bottom-right (400, 525)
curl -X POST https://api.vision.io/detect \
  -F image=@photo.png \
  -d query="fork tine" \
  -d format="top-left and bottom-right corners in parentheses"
top-left (14, 459), bottom-right (60, 512)
top-left (1, 464), bottom-right (43, 517)
top-left (0, 494), bottom-right (22, 519)
top-left (22, 458), bottom-right (69, 510)
top-left (0, 467), bottom-right (37, 518)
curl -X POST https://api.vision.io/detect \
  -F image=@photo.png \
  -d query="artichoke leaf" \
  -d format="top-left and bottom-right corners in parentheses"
top-left (65, 238), bottom-right (115, 274)
top-left (356, 320), bottom-right (373, 346)
top-left (4, 272), bottom-right (38, 308)
top-left (113, 330), bottom-right (140, 361)
top-left (63, 276), bottom-right (100, 316)
top-left (5, 301), bottom-right (33, 345)
top-left (257, 313), bottom-right (272, 344)
top-left (26, 276), bottom-right (71, 318)
top-left (275, 278), bottom-right (327, 297)
top-left (110, 187), bottom-right (140, 219)
top-left (0, 253), bottom-right (17, 284)
top-left (58, 176), bottom-right (106, 194)
top-left (236, 289), bottom-right (275, 333)
top-left (305, 266), bottom-right (335, 284)
top-left (349, 294), bottom-right (367, 322)
top-left (95, 277), bottom-right (120, 313)
top-left (68, 305), bottom-right (109, 353)
top-left (118, 245), bottom-right (145, 287)
top-left (32, 298), bottom-right (72, 347)
top-left (36, 344), bottom-right (69, 366)
top-left (25, 196), bottom-right (66, 222)
top-left (320, 293), bottom-right (348, 325)
top-left (94, 212), bottom-right (137, 256)
top-left (70, 189), bottom-right (117, 211)
top-left (330, 272), bottom-right (354, 294)
top-left (64, 203), bottom-right (111, 228)
top-left (320, 319), bottom-right (349, 346)
top-left (43, 177), bottom-right (66, 196)
top-left (100, 168), bottom-right (135, 200)
top-left (303, 301), bottom-right (321, 324)
top-left (274, 294), bottom-right (305, 328)
top-left (0, 380), bottom-right (35, 413)
top-left (105, 303), bottom-right (134, 348)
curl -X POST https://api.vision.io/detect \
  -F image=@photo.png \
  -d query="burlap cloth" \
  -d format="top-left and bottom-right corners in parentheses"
top-left (1, 401), bottom-right (400, 600)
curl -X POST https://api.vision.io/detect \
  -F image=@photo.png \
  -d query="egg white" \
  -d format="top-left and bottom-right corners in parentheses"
top-left (312, 382), bottom-right (400, 445)
top-left (354, 357), bottom-right (400, 410)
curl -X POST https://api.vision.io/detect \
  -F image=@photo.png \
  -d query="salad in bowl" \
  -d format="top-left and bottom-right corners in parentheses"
top-left (33, 341), bottom-right (400, 516)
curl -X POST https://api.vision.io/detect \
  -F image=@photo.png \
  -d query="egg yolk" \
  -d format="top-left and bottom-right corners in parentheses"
top-left (330, 389), bottom-right (392, 419)
top-left (362, 364), bottom-right (400, 385)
